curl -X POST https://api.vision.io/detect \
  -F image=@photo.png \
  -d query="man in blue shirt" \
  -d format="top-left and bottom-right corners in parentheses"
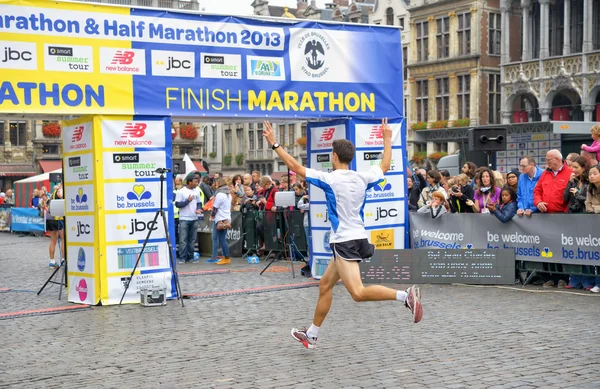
top-left (516, 156), bottom-right (544, 217)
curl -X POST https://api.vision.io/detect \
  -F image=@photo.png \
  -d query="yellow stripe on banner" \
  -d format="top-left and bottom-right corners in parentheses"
top-left (104, 178), bottom-right (136, 184)
top-left (108, 271), bottom-right (141, 278)
top-left (106, 240), bottom-right (139, 246)
top-left (105, 210), bottom-right (138, 215)
top-left (92, 115), bottom-right (109, 305)
top-left (61, 116), bottom-right (95, 128)
top-left (65, 212), bottom-right (96, 217)
top-left (64, 181), bottom-right (94, 187)
top-left (67, 272), bottom-right (96, 278)
top-left (67, 242), bottom-right (95, 247)
top-left (103, 148), bottom-right (136, 153)
top-left (63, 150), bottom-right (94, 158)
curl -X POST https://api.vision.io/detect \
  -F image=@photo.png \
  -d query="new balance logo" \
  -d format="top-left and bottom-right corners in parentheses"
top-left (369, 126), bottom-right (383, 140)
top-left (319, 128), bottom-right (335, 142)
top-left (121, 123), bottom-right (147, 138)
top-left (111, 50), bottom-right (135, 65)
top-left (72, 126), bottom-right (84, 142)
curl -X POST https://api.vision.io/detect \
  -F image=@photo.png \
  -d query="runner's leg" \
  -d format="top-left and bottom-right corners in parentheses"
top-left (312, 258), bottom-right (340, 326)
top-left (334, 255), bottom-right (397, 301)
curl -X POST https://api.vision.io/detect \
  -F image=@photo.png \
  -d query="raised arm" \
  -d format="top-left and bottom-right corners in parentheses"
top-left (380, 118), bottom-right (392, 174)
top-left (263, 121), bottom-right (306, 179)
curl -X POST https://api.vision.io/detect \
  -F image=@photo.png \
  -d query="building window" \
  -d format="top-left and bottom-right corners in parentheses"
top-left (549, 5), bottom-right (564, 57)
top-left (416, 21), bottom-right (429, 62)
top-left (488, 13), bottom-right (501, 55)
top-left (416, 80), bottom-right (429, 122)
top-left (279, 124), bottom-right (285, 145)
top-left (0, 121), bottom-right (4, 144)
top-left (301, 123), bottom-right (307, 139)
top-left (488, 74), bottom-right (501, 124)
top-left (211, 125), bottom-right (218, 154)
top-left (42, 144), bottom-right (59, 154)
top-left (403, 46), bottom-right (408, 81)
top-left (457, 75), bottom-right (470, 119)
top-left (236, 128), bottom-right (243, 154)
top-left (399, 18), bottom-right (405, 30)
top-left (224, 129), bottom-right (232, 155)
top-left (288, 124), bottom-right (295, 146)
top-left (267, 163), bottom-right (273, 175)
top-left (436, 78), bottom-right (449, 121)
top-left (570, 0), bottom-right (584, 53)
top-left (257, 130), bottom-right (264, 150)
top-left (249, 131), bottom-right (255, 150)
top-left (386, 7), bottom-right (394, 26)
top-left (180, 146), bottom-right (193, 156)
top-left (457, 13), bottom-right (471, 55)
top-left (436, 17), bottom-right (450, 58)
top-left (9, 121), bottom-right (27, 146)
top-left (594, 2), bottom-right (600, 50)
top-left (202, 125), bottom-right (208, 155)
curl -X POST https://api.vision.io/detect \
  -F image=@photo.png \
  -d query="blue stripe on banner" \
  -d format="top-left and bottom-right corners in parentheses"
top-left (135, 208), bottom-right (161, 213)
top-left (133, 178), bottom-right (161, 183)
top-left (384, 171), bottom-right (405, 176)
top-left (307, 148), bottom-right (332, 155)
top-left (137, 238), bottom-right (166, 244)
top-left (310, 201), bottom-right (327, 205)
top-left (140, 268), bottom-right (171, 275)
top-left (312, 252), bottom-right (333, 257)
top-left (311, 227), bottom-right (330, 231)
top-left (365, 197), bottom-right (405, 204)
top-left (134, 147), bottom-right (167, 152)
top-left (365, 223), bottom-right (404, 230)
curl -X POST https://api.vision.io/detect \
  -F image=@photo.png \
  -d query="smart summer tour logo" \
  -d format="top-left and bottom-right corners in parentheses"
top-left (115, 184), bottom-right (155, 209)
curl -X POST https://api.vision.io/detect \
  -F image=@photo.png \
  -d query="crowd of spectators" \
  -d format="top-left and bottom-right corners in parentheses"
top-left (408, 123), bottom-right (600, 292)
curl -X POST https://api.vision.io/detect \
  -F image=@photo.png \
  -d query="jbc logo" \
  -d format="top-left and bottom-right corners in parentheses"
top-left (129, 218), bottom-right (158, 235)
top-left (2, 47), bottom-right (32, 63)
top-left (75, 221), bottom-right (91, 237)
top-left (375, 207), bottom-right (398, 221)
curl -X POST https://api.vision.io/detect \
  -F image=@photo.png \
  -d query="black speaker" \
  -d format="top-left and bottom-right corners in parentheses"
top-left (172, 160), bottom-right (186, 175)
top-left (49, 172), bottom-right (63, 183)
top-left (468, 128), bottom-right (507, 152)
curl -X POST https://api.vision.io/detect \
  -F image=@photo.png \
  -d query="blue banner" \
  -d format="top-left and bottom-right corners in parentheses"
top-left (10, 208), bottom-right (45, 232)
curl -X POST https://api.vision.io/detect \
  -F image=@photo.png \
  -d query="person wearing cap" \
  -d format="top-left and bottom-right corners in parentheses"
top-left (175, 173), bottom-right (203, 264)
top-left (506, 170), bottom-right (519, 192)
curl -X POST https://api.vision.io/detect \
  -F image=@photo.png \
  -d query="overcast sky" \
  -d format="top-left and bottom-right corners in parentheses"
top-left (199, 0), bottom-right (331, 16)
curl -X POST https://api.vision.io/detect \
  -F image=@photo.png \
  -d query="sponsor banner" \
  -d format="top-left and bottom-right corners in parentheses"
top-left (311, 229), bottom-right (333, 255)
top-left (311, 256), bottom-right (331, 279)
top-left (197, 212), bottom-right (243, 257)
top-left (105, 213), bottom-right (167, 242)
top-left (67, 245), bottom-right (95, 274)
top-left (369, 227), bottom-right (405, 251)
top-left (67, 215), bottom-right (94, 243)
top-left (151, 49), bottom-right (195, 77)
top-left (310, 124), bottom-right (346, 150)
top-left (0, 207), bottom-right (10, 232)
top-left (104, 150), bottom-right (166, 180)
top-left (365, 174), bottom-right (405, 201)
top-left (64, 153), bottom-right (93, 182)
top-left (363, 201), bottom-right (404, 228)
top-left (355, 148), bottom-right (404, 173)
top-left (68, 276), bottom-right (96, 305)
top-left (99, 47), bottom-right (146, 75)
top-left (64, 184), bottom-right (95, 213)
top-left (246, 55), bottom-right (285, 81)
top-left (200, 53), bottom-right (241, 79)
top-left (106, 271), bottom-right (173, 305)
top-left (309, 203), bottom-right (330, 229)
top-left (409, 213), bottom-right (600, 265)
top-left (105, 241), bottom-right (169, 273)
top-left (10, 207), bottom-right (45, 232)
top-left (354, 122), bottom-right (402, 148)
top-left (63, 121), bottom-right (93, 153)
top-left (104, 181), bottom-right (165, 211)
top-left (101, 120), bottom-right (166, 149)
top-left (0, 40), bottom-right (37, 70)
top-left (0, 1), bottom-right (402, 119)
top-left (44, 44), bottom-right (93, 73)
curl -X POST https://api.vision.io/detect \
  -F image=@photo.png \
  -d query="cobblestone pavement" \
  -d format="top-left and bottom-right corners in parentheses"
top-left (1, 233), bottom-right (599, 389)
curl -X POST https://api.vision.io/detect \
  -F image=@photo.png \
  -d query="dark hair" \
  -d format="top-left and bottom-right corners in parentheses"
top-left (477, 167), bottom-right (497, 194)
top-left (426, 170), bottom-right (442, 184)
top-left (464, 162), bottom-right (477, 178)
top-left (232, 174), bottom-right (242, 184)
top-left (571, 157), bottom-right (589, 183)
top-left (332, 139), bottom-right (355, 164)
top-left (439, 169), bottom-right (450, 178)
top-left (521, 156), bottom-right (536, 166)
top-left (500, 185), bottom-right (517, 202)
top-left (588, 165), bottom-right (600, 196)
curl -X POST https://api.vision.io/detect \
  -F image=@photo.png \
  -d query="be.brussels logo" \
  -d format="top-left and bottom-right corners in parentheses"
top-left (299, 32), bottom-right (330, 79)
top-left (117, 218), bottom-right (159, 236)
top-left (323, 231), bottom-right (332, 253)
top-left (373, 179), bottom-right (392, 192)
top-left (0, 41), bottom-right (37, 70)
top-left (371, 229), bottom-right (394, 250)
top-left (367, 179), bottom-right (395, 200)
top-left (77, 247), bottom-right (86, 271)
top-left (76, 279), bottom-right (88, 301)
top-left (70, 188), bottom-right (90, 211)
top-left (540, 247), bottom-right (553, 258)
top-left (116, 184), bottom-right (156, 209)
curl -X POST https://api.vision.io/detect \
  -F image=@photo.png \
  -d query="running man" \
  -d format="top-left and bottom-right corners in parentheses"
top-left (262, 118), bottom-right (423, 350)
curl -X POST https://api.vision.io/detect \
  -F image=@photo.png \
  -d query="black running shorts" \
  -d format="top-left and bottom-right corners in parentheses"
top-left (46, 220), bottom-right (63, 231)
top-left (330, 239), bottom-right (375, 262)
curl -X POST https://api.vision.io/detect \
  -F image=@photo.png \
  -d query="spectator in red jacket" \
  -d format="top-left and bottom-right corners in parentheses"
top-left (257, 175), bottom-right (278, 212)
top-left (534, 150), bottom-right (573, 213)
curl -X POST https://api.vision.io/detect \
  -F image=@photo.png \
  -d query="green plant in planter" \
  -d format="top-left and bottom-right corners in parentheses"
top-left (452, 118), bottom-right (471, 127)
top-left (224, 154), bottom-right (232, 166)
top-left (410, 122), bottom-right (428, 130)
top-left (235, 153), bottom-right (244, 165)
top-left (209, 152), bottom-right (217, 159)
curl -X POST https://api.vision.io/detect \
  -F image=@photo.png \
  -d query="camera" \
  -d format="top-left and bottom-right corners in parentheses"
top-left (480, 187), bottom-right (491, 194)
top-left (155, 168), bottom-right (172, 174)
top-left (451, 186), bottom-right (459, 193)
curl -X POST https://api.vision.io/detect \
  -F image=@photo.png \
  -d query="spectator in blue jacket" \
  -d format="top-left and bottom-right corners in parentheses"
top-left (516, 156), bottom-right (544, 217)
top-left (488, 186), bottom-right (517, 223)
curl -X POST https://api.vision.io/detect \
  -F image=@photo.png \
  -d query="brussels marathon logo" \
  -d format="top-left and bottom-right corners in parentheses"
top-left (116, 185), bottom-right (155, 209)
top-left (70, 188), bottom-right (90, 211)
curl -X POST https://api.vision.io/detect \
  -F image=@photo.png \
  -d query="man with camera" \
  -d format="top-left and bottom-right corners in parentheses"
top-left (447, 177), bottom-right (474, 214)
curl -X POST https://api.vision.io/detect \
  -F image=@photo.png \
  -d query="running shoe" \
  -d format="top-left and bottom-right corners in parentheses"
top-left (405, 285), bottom-right (423, 324)
top-left (291, 327), bottom-right (317, 349)
top-left (49, 260), bottom-right (57, 268)
top-left (205, 258), bottom-right (219, 263)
